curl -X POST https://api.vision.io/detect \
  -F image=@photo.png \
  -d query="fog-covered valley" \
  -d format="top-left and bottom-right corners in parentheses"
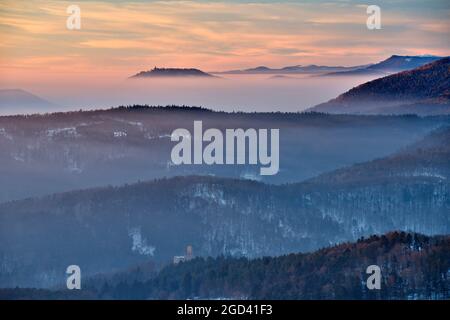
top-left (0, 107), bottom-right (448, 202)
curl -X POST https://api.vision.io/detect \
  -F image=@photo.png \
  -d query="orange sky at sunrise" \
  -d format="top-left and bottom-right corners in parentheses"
top-left (0, 0), bottom-right (449, 87)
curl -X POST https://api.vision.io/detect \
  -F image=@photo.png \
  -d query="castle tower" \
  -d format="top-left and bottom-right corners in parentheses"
top-left (186, 245), bottom-right (193, 260)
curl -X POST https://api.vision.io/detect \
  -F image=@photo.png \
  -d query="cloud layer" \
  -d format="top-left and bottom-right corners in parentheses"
top-left (0, 0), bottom-right (449, 82)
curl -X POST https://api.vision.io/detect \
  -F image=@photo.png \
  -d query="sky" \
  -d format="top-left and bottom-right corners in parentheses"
top-left (0, 0), bottom-right (449, 82)
top-left (0, 0), bottom-right (448, 113)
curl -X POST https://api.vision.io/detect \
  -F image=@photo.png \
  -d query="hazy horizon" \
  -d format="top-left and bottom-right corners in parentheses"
top-left (1, 1), bottom-right (449, 88)
top-left (0, 72), bottom-right (383, 115)
top-left (1, 0), bottom-right (449, 115)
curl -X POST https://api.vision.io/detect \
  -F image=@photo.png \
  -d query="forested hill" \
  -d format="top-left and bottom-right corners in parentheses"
top-left (301, 125), bottom-right (450, 186)
top-left (130, 67), bottom-right (214, 78)
top-left (1, 126), bottom-right (449, 288)
top-left (130, 232), bottom-right (450, 300)
top-left (1, 105), bottom-right (448, 202)
top-left (310, 57), bottom-right (450, 115)
top-left (1, 232), bottom-right (448, 300)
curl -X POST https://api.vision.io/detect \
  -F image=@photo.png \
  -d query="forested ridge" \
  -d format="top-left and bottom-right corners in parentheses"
top-left (1, 232), bottom-right (448, 300)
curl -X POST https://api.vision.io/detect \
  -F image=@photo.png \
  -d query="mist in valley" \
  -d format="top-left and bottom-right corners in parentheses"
top-left (0, 74), bottom-right (380, 115)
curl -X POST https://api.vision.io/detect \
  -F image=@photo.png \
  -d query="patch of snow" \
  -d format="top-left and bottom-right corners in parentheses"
top-left (128, 121), bottom-right (143, 127)
top-left (400, 170), bottom-right (446, 180)
top-left (0, 128), bottom-right (13, 141)
top-left (192, 184), bottom-right (232, 207)
top-left (12, 154), bottom-right (25, 162)
top-left (67, 161), bottom-right (82, 173)
top-left (166, 160), bottom-right (175, 170)
top-left (47, 127), bottom-right (80, 138)
top-left (106, 153), bottom-right (127, 160)
top-left (111, 118), bottom-right (144, 131)
top-left (278, 219), bottom-right (297, 238)
top-left (145, 132), bottom-right (184, 140)
top-left (129, 227), bottom-right (155, 256)
top-left (240, 171), bottom-right (262, 181)
top-left (113, 131), bottom-right (127, 138)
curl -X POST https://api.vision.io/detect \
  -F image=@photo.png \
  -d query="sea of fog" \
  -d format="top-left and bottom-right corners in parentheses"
top-left (1, 74), bottom-right (380, 114)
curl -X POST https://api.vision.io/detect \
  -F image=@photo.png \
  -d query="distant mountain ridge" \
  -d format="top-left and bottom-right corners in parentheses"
top-left (213, 55), bottom-right (441, 76)
top-left (321, 55), bottom-right (443, 77)
top-left (214, 64), bottom-right (367, 75)
top-left (130, 67), bottom-right (214, 78)
top-left (309, 57), bottom-right (450, 115)
top-left (0, 89), bottom-right (56, 114)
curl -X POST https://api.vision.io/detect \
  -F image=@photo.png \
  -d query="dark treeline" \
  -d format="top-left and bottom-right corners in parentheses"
top-left (1, 232), bottom-right (448, 300)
